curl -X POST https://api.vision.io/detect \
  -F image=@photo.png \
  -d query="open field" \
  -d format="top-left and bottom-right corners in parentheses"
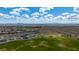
top-left (0, 35), bottom-right (79, 51)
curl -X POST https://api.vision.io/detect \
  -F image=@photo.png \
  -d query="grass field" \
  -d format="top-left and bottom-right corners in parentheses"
top-left (0, 35), bottom-right (79, 51)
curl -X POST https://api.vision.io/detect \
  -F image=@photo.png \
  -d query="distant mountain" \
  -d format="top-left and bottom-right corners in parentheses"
top-left (0, 23), bottom-right (79, 26)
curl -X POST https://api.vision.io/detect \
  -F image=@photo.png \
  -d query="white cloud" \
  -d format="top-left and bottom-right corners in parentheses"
top-left (22, 14), bottom-right (29, 18)
top-left (10, 11), bottom-right (20, 16)
top-left (62, 12), bottom-right (70, 16)
top-left (54, 16), bottom-right (63, 20)
top-left (62, 13), bottom-right (70, 19)
top-left (0, 13), bottom-right (4, 16)
top-left (4, 15), bottom-right (14, 19)
top-left (12, 7), bottom-right (29, 12)
top-left (10, 7), bottom-right (30, 16)
top-left (44, 14), bottom-right (54, 23)
top-left (39, 7), bottom-right (54, 13)
top-left (0, 13), bottom-right (15, 19)
top-left (44, 14), bottom-right (54, 18)
top-left (62, 13), bottom-right (79, 19)
top-left (0, 12), bottom-right (79, 24)
top-left (0, 12), bottom-right (17, 24)
top-left (31, 12), bottom-right (40, 18)
top-left (74, 7), bottom-right (79, 13)
top-left (39, 7), bottom-right (54, 15)
top-left (27, 12), bottom-right (79, 24)
top-left (67, 13), bottom-right (78, 19)
top-left (1, 7), bottom-right (79, 24)
top-left (19, 7), bottom-right (29, 11)
top-left (76, 14), bottom-right (79, 18)
top-left (3, 7), bottom-right (15, 8)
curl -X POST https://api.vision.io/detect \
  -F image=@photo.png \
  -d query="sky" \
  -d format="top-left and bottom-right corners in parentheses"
top-left (0, 7), bottom-right (79, 24)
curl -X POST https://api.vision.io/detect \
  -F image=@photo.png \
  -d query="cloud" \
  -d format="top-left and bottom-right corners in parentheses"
top-left (1, 7), bottom-right (79, 24)
top-left (52, 12), bottom-right (79, 24)
top-left (62, 12), bottom-right (70, 16)
top-left (54, 16), bottom-right (63, 20)
top-left (0, 13), bottom-right (16, 24)
top-left (3, 7), bottom-right (15, 8)
top-left (12, 7), bottom-right (55, 24)
top-left (67, 13), bottom-right (78, 19)
top-left (22, 14), bottom-right (29, 18)
top-left (28, 11), bottom-right (79, 24)
top-left (10, 11), bottom-right (20, 16)
top-left (74, 7), bottom-right (79, 13)
top-left (31, 7), bottom-right (54, 18)
top-left (10, 7), bottom-right (30, 16)
top-left (62, 12), bottom-right (79, 19)
top-left (43, 14), bottom-right (54, 23)
top-left (62, 13), bottom-right (71, 19)
top-left (31, 12), bottom-right (40, 18)
top-left (0, 13), bottom-right (15, 19)
top-left (39, 7), bottom-right (54, 15)
top-left (44, 14), bottom-right (54, 19)
top-left (12, 7), bottom-right (29, 12)
top-left (39, 7), bottom-right (54, 13)
top-left (0, 13), bottom-right (4, 16)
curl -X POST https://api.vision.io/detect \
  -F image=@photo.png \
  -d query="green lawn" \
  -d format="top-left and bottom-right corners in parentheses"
top-left (0, 35), bottom-right (79, 51)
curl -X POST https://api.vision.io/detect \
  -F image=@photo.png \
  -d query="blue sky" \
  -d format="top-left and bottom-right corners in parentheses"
top-left (0, 7), bottom-right (73, 16)
top-left (0, 7), bottom-right (79, 24)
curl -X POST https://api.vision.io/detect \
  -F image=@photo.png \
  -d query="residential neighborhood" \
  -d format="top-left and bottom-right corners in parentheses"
top-left (0, 25), bottom-right (79, 44)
